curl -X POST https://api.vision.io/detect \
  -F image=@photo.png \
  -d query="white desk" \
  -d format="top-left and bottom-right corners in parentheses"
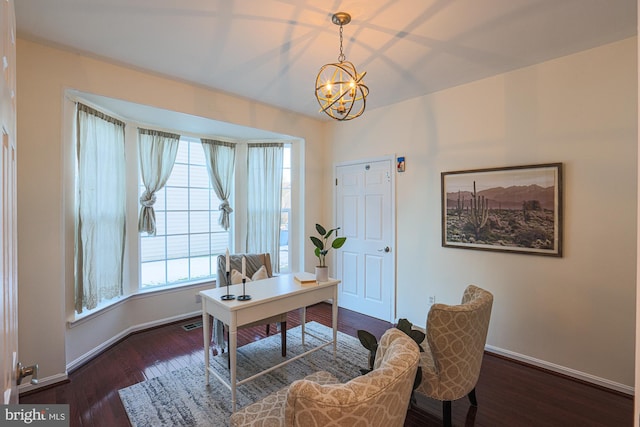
top-left (199, 273), bottom-right (340, 412)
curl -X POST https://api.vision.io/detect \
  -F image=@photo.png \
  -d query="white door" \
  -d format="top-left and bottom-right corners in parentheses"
top-left (335, 158), bottom-right (394, 322)
top-left (1, 0), bottom-right (18, 404)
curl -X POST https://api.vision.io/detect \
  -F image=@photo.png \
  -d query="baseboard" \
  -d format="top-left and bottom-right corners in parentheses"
top-left (485, 344), bottom-right (633, 396)
top-left (66, 310), bottom-right (202, 373)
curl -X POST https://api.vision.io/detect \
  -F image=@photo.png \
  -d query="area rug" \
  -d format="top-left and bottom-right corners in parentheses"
top-left (118, 322), bottom-right (368, 427)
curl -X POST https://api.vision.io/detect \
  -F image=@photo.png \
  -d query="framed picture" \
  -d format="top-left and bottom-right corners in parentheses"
top-left (441, 163), bottom-right (563, 257)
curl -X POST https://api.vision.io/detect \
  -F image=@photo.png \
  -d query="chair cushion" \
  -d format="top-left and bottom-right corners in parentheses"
top-left (231, 265), bottom-right (269, 284)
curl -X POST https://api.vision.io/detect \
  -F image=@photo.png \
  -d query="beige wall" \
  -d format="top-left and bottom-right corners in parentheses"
top-left (328, 37), bottom-right (637, 390)
top-left (16, 35), bottom-right (637, 392)
top-left (16, 38), bottom-right (328, 388)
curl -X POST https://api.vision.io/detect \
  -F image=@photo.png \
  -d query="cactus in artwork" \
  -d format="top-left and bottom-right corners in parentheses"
top-left (468, 181), bottom-right (489, 239)
top-left (454, 190), bottom-right (464, 218)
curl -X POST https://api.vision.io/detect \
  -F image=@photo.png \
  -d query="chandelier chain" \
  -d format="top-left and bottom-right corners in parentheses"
top-left (338, 24), bottom-right (345, 62)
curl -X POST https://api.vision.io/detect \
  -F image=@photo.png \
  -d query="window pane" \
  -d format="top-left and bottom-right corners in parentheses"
top-left (190, 164), bottom-right (210, 188)
top-left (190, 188), bottom-right (210, 210)
top-left (282, 169), bottom-right (291, 187)
top-left (166, 187), bottom-right (188, 210)
top-left (140, 136), bottom-right (229, 289)
top-left (141, 260), bottom-right (167, 286)
top-left (211, 232), bottom-right (229, 254)
top-left (190, 233), bottom-right (210, 256)
top-left (280, 144), bottom-right (291, 272)
top-left (190, 256), bottom-right (211, 279)
top-left (166, 163), bottom-right (188, 187)
top-left (190, 211), bottom-right (209, 234)
top-left (154, 211), bottom-right (166, 236)
top-left (166, 211), bottom-right (188, 235)
top-left (141, 236), bottom-right (166, 262)
top-left (167, 258), bottom-right (189, 283)
top-left (167, 234), bottom-right (188, 259)
top-left (175, 141), bottom-right (189, 163)
top-left (190, 141), bottom-right (206, 165)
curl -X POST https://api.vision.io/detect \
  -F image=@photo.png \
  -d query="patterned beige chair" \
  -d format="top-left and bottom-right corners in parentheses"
top-left (415, 284), bottom-right (493, 427)
top-left (229, 327), bottom-right (420, 427)
top-left (212, 253), bottom-right (287, 359)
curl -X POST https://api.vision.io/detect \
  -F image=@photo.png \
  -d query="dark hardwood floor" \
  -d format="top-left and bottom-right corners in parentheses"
top-left (21, 303), bottom-right (632, 426)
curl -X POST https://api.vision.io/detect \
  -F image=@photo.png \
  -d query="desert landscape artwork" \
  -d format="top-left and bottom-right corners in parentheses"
top-left (441, 163), bottom-right (563, 256)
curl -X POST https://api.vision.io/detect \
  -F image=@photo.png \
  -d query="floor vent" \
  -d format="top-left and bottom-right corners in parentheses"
top-left (182, 320), bottom-right (203, 331)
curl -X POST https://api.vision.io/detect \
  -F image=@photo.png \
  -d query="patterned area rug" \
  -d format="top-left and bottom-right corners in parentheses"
top-left (118, 322), bottom-right (368, 427)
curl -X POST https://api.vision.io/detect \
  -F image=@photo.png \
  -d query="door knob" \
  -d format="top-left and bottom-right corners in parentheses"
top-left (377, 246), bottom-right (391, 253)
top-left (17, 362), bottom-right (38, 385)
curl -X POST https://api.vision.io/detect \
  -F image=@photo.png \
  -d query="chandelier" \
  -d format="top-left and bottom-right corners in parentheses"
top-left (315, 12), bottom-right (368, 121)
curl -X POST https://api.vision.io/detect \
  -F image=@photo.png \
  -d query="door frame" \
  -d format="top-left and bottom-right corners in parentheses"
top-left (333, 154), bottom-right (397, 322)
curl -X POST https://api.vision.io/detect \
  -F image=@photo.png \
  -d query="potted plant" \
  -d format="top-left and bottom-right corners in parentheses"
top-left (357, 318), bottom-right (425, 392)
top-left (310, 223), bottom-right (347, 282)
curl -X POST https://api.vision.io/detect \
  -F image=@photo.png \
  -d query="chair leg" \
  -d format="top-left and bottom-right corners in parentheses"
top-left (281, 321), bottom-right (287, 357)
top-left (442, 401), bottom-right (452, 427)
top-left (468, 388), bottom-right (478, 406)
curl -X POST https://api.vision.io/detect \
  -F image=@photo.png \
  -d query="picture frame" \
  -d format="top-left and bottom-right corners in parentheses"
top-left (441, 163), bottom-right (563, 257)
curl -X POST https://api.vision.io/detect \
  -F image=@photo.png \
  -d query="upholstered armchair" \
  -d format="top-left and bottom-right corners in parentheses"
top-left (229, 327), bottom-right (420, 427)
top-left (212, 253), bottom-right (287, 358)
top-left (414, 284), bottom-right (493, 427)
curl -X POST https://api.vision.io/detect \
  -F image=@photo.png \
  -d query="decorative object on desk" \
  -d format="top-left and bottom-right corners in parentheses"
top-left (221, 249), bottom-right (235, 300)
top-left (357, 318), bottom-right (424, 392)
top-left (294, 272), bottom-right (317, 284)
top-left (441, 163), bottom-right (563, 256)
top-left (238, 277), bottom-right (251, 301)
top-left (310, 223), bottom-right (347, 282)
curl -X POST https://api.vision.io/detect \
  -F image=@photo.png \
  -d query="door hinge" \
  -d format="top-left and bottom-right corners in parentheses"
top-left (335, 178), bottom-right (338, 186)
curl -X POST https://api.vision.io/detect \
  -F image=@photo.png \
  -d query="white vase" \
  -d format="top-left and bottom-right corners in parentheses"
top-left (315, 266), bottom-right (329, 282)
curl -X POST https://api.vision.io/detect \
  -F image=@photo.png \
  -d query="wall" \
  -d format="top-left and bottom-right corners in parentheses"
top-left (16, 35), bottom-right (637, 393)
top-left (16, 38), bottom-right (328, 389)
top-left (327, 38), bottom-right (637, 390)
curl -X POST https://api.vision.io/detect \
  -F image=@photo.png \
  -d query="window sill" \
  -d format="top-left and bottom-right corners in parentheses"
top-left (67, 279), bottom-right (216, 328)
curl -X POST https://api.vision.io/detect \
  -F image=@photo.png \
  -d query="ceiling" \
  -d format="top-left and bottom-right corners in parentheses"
top-left (15, 0), bottom-right (637, 122)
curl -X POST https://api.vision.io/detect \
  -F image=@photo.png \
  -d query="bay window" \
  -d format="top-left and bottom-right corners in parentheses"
top-left (72, 99), bottom-right (294, 314)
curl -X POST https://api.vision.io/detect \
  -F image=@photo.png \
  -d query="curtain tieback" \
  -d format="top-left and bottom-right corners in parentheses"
top-left (140, 191), bottom-right (157, 208)
top-left (219, 200), bottom-right (233, 214)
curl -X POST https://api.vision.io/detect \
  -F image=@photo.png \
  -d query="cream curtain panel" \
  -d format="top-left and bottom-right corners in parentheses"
top-left (201, 139), bottom-right (236, 230)
top-left (137, 128), bottom-right (180, 235)
top-left (246, 143), bottom-right (283, 272)
top-left (75, 103), bottom-right (126, 313)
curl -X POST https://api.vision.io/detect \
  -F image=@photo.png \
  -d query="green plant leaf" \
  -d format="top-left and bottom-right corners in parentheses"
top-left (409, 329), bottom-right (426, 345)
top-left (332, 236), bottom-right (347, 249)
top-left (310, 236), bottom-right (324, 250)
top-left (315, 224), bottom-right (326, 235)
top-left (357, 330), bottom-right (378, 351)
top-left (413, 366), bottom-right (422, 390)
top-left (396, 318), bottom-right (412, 335)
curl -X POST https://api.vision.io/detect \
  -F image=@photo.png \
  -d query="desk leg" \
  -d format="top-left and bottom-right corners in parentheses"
top-left (202, 302), bottom-right (210, 385)
top-left (230, 322), bottom-right (237, 412)
top-left (301, 306), bottom-right (306, 346)
top-left (332, 287), bottom-right (338, 359)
